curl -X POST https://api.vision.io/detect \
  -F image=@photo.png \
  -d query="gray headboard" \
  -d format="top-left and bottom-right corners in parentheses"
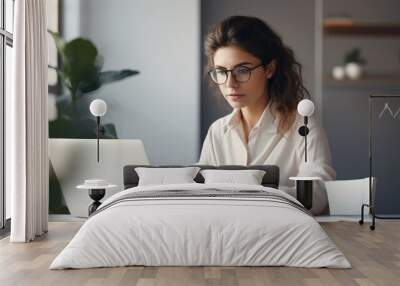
top-left (123, 165), bottom-right (280, 189)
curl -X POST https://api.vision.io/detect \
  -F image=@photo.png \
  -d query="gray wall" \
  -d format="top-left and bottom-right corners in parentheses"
top-left (322, 0), bottom-right (400, 215)
top-left (323, 0), bottom-right (400, 75)
top-left (200, 0), bottom-right (320, 142)
top-left (63, 0), bottom-right (200, 165)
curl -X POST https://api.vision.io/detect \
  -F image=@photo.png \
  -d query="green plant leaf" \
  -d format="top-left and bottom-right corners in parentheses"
top-left (102, 123), bottom-right (118, 138)
top-left (49, 117), bottom-right (118, 139)
top-left (49, 160), bottom-right (70, 214)
top-left (63, 38), bottom-right (101, 95)
top-left (99, 69), bottom-right (140, 84)
top-left (77, 69), bottom-right (139, 96)
top-left (49, 117), bottom-right (97, 138)
top-left (344, 48), bottom-right (367, 65)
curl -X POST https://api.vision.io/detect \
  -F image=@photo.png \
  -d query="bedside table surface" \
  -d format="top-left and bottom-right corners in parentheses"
top-left (289, 176), bottom-right (322, 181)
top-left (76, 184), bottom-right (117, 190)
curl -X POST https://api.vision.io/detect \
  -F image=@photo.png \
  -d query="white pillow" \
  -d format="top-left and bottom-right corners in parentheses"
top-left (200, 169), bottom-right (266, 185)
top-left (135, 167), bottom-right (201, 186)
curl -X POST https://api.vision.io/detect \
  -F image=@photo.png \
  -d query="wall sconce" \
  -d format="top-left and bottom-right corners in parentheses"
top-left (290, 99), bottom-right (317, 210)
top-left (89, 99), bottom-right (107, 162)
top-left (297, 99), bottom-right (315, 162)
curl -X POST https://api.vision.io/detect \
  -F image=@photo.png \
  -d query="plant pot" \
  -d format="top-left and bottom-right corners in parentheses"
top-left (345, 62), bottom-right (362, 80)
top-left (332, 66), bottom-right (345, 80)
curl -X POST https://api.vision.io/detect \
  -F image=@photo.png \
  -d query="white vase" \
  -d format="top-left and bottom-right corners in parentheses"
top-left (332, 66), bottom-right (345, 80)
top-left (345, 62), bottom-right (362, 79)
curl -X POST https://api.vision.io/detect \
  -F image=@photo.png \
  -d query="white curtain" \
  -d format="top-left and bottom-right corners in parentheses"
top-left (7, 0), bottom-right (48, 242)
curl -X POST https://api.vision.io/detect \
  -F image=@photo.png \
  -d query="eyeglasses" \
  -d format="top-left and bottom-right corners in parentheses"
top-left (208, 63), bottom-right (264, 85)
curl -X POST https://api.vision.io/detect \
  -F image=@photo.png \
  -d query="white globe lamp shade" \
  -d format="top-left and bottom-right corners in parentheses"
top-left (297, 99), bottom-right (315, 117)
top-left (90, 99), bottom-right (107, 117)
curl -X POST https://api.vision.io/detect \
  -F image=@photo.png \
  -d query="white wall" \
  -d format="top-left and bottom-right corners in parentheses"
top-left (64, 0), bottom-right (200, 164)
top-left (62, 0), bottom-right (82, 41)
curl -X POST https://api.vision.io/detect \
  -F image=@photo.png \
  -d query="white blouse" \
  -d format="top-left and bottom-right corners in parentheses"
top-left (198, 106), bottom-right (336, 215)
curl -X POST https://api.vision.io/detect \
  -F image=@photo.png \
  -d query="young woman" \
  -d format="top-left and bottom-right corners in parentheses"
top-left (198, 16), bottom-right (336, 215)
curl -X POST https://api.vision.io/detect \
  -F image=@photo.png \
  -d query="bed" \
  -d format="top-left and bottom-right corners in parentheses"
top-left (50, 165), bottom-right (350, 269)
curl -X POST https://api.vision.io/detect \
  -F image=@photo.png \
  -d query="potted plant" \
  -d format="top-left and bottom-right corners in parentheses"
top-left (47, 31), bottom-right (139, 214)
top-left (48, 30), bottom-right (139, 138)
top-left (344, 48), bottom-right (367, 80)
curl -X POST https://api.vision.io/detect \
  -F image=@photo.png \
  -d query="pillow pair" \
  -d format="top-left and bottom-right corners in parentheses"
top-left (135, 167), bottom-right (265, 186)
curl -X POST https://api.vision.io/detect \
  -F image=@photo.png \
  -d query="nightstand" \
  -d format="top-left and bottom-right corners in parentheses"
top-left (77, 180), bottom-right (117, 216)
top-left (289, 177), bottom-right (321, 210)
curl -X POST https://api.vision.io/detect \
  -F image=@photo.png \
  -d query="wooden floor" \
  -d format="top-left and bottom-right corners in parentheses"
top-left (0, 221), bottom-right (399, 286)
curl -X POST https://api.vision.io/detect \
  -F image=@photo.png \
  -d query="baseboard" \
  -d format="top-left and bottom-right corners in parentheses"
top-left (316, 215), bottom-right (372, 222)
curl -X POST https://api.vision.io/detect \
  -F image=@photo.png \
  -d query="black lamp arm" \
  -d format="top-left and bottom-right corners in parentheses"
top-left (96, 116), bottom-right (106, 163)
top-left (298, 116), bottom-right (309, 162)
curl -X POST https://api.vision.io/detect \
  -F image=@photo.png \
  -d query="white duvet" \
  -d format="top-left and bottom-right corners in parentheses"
top-left (50, 183), bottom-right (351, 269)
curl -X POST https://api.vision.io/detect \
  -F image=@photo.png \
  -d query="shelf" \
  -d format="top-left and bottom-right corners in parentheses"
top-left (323, 73), bottom-right (400, 88)
top-left (323, 23), bottom-right (400, 37)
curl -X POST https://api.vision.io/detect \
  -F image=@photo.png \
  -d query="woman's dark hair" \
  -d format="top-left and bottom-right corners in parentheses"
top-left (205, 15), bottom-right (310, 134)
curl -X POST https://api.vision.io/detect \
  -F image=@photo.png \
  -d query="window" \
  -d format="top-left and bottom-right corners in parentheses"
top-left (1, 0), bottom-right (14, 231)
top-left (47, 0), bottom-right (59, 91)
